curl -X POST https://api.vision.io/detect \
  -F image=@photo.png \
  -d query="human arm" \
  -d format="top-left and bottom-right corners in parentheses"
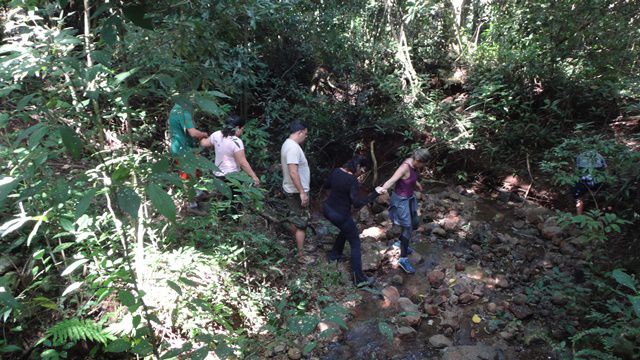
top-left (350, 178), bottom-right (378, 209)
top-left (188, 128), bottom-right (208, 139)
top-left (199, 136), bottom-right (213, 147)
top-left (378, 163), bottom-right (409, 192)
top-left (288, 163), bottom-right (308, 206)
top-left (233, 149), bottom-right (260, 186)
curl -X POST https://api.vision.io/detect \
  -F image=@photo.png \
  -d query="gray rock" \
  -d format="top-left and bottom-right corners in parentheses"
top-left (391, 275), bottom-right (404, 286)
top-left (287, 347), bottom-right (302, 359)
top-left (397, 326), bottom-right (417, 337)
top-left (441, 344), bottom-right (498, 360)
top-left (398, 297), bottom-right (421, 325)
top-left (358, 206), bottom-right (373, 224)
top-left (429, 334), bottom-right (452, 348)
top-left (432, 226), bottom-right (447, 237)
top-left (440, 310), bottom-right (461, 330)
top-left (274, 344), bottom-right (286, 353)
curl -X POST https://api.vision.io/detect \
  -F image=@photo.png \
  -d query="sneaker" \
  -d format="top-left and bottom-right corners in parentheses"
top-left (326, 252), bottom-right (344, 262)
top-left (392, 241), bottom-right (414, 255)
top-left (186, 206), bottom-right (207, 216)
top-left (398, 258), bottom-right (416, 274)
top-left (355, 276), bottom-right (376, 288)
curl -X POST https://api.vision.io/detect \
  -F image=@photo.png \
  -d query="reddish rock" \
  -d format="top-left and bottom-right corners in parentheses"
top-left (428, 270), bottom-right (446, 286)
top-left (424, 304), bottom-right (440, 316)
top-left (443, 211), bottom-right (461, 231)
top-left (509, 304), bottom-right (533, 319)
top-left (455, 263), bottom-right (466, 272)
top-left (458, 293), bottom-right (478, 305)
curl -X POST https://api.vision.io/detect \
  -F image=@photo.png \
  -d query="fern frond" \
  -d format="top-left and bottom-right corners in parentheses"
top-left (574, 348), bottom-right (621, 360)
top-left (46, 318), bottom-right (115, 346)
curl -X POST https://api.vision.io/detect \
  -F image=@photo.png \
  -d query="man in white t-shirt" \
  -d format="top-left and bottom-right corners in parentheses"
top-left (281, 120), bottom-right (311, 264)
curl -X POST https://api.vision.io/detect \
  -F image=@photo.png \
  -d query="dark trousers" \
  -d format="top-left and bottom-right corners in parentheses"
top-left (323, 204), bottom-right (367, 283)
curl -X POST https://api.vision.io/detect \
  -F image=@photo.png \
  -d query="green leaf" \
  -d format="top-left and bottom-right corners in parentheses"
top-left (195, 95), bottom-right (223, 116)
top-left (166, 280), bottom-right (182, 295)
top-left (629, 296), bottom-right (640, 318)
top-left (16, 93), bottom-right (36, 111)
top-left (132, 340), bottom-right (153, 355)
top-left (115, 67), bottom-right (139, 83)
top-left (118, 290), bottom-right (137, 308)
top-left (190, 346), bottom-right (209, 360)
top-left (288, 315), bottom-right (319, 336)
top-left (0, 113), bottom-right (8, 128)
top-left (179, 277), bottom-right (200, 287)
top-left (32, 296), bottom-right (58, 310)
top-left (28, 124), bottom-right (48, 148)
top-left (207, 90), bottom-right (230, 99)
top-left (211, 177), bottom-right (231, 199)
top-left (0, 344), bottom-right (21, 353)
top-left (0, 176), bottom-right (19, 208)
top-left (105, 339), bottom-right (131, 353)
top-left (76, 189), bottom-right (97, 218)
top-left (59, 126), bottom-right (83, 160)
top-left (116, 187), bottom-right (140, 219)
top-left (61, 282), bottom-right (83, 296)
top-left (303, 341), bottom-right (316, 355)
top-left (378, 321), bottom-right (394, 342)
top-left (0, 84), bottom-right (20, 98)
top-left (123, 4), bottom-right (154, 30)
top-left (612, 269), bottom-right (637, 292)
top-left (61, 259), bottom-right (88, 276)
top-left (146, 184), bottom-right (176, 222)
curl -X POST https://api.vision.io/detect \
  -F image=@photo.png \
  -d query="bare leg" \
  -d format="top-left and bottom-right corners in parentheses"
top-left (290, 224), bottom-right (305, 258)
top-left (576, 198), bottom-right (584, 215)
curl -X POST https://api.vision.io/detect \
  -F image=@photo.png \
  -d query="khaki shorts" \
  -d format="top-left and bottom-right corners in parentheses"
top-left (285, 192), bottom-right (310, 229)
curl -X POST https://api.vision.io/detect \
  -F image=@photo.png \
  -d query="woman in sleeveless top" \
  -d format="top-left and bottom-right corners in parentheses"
top-left (376, 148), bottom-right (430, 274)
top-left (200, 115), bottom-right (260, 186)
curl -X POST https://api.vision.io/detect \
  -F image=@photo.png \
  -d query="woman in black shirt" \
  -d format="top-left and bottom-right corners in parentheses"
top-left (323, 155), bottom-right (381, 287)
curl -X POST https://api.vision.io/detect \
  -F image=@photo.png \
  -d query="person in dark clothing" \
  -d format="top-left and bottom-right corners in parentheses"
top-left (323, 155), bottom-right (383, 287)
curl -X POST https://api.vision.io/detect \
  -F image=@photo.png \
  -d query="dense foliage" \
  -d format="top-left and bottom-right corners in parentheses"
top-left (1, 0), bottom-right (639, 359)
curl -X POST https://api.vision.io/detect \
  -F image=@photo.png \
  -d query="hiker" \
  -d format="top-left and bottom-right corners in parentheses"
top-left (573, 150), bottom-right (607, 215)
top-left (200, 115), bottom-right (260, 186)
top-left (168, 103), bottom-right (209, 215)
top-left (324, 155), bottom-right (382, 287)
top-left (281, 120), bottom-right (311, 264)
top-left (376, 148), bottom-right (431, 274)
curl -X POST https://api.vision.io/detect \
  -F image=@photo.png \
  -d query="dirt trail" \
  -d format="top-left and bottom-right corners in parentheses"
top-left (307, 184), bottom-right (581, 360)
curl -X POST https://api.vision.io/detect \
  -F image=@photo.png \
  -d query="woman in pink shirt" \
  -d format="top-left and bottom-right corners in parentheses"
top-left (200, 115), bottom-right (260, 186)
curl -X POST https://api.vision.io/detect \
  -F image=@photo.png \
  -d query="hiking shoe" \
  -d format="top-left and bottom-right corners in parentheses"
top-left (398, 258), bottom-right (416, 274)
top-left (195, 190), bottom-right (213, 201)
top-left (392, 241), bottom-right (414, 255)
top-left (355, 276), bottom-right (376, 288)
top-left (326, 251), bottom-right (344, 262)
top-left (186, 206), bottom-right (207, 216)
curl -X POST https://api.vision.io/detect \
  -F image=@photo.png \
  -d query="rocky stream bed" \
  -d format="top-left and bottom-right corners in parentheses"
top-left (266, 184), bottom-right (587, 360)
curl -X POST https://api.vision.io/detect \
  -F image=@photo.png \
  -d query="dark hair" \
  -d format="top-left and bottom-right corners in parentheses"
top-left (342, 154), bottom-right (368, 173)
top-left (289, 120), bottom-right (307, 134)
top-left (222, 115), bottom-right (245, 137)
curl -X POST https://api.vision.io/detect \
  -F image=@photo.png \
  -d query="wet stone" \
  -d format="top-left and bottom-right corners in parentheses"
top-left (287, 347), bottom-right (302, 360)
top-left (429, 334), bottom-right (453, 348)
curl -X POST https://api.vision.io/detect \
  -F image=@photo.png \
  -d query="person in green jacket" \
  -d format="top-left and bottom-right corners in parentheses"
top-left (168, 103), bottom-right (209, 215)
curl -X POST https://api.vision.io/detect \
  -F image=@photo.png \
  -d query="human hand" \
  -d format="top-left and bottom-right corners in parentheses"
top-left (375, 186), bottom-right (387, 194)
top-left (252, 176), bottom-right (261, 187)
top-left (300, 192), bottom-right (309, 207)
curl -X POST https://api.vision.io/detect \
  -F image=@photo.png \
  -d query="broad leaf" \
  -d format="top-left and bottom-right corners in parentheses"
top-left (612, 269), bottom-right (637, 292)
top-left (0, 176), bottom-right (19, 208)
top-left (166, 280), bottom-right (182, 295)
top-left (76, 189), bottom-right (97, 218)
top-left (61, 259), bottom-right (88, 276)
top-left (303, 341), bottom-right (316, 355)
top-left (105, 339), bottom-right (131, 353)
top-left (629, 296), bottom-right (640, 318)
top-left (116, 187), bottom-right (140, 219)
top-left (195, 95), bottom-right (223, 116)
top-left (288, 315), bottom-right (319, 336)
top-left (131, 340), bottom-right (153, 355)
top-left (146, 184), bottom-right (176, 222)
top-left (190, 346), bottom-right (209, 360)
top-left (59, 125), bottom-right (83, 160)
top-left (123, 4), bottom-right (154, 30)
top-left (378, 321), bottom-right (394, 342)
top-left (61, 282), bottom-right (83, 296)
top-left (118, 290), bottom-right (137, 308)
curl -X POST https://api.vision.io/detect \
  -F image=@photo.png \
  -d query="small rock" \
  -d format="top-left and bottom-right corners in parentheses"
top-left (391, 275), bottom-right (404, 286)
top-left (494, 275), bottom-right (510, 289)
top-left (453, 284), bottom-right (470, 296)
top-left (274, 345), bottom-right (286, 353)
top-left (509, 304), bottom-right (533, 319)
top-left (541, 225), bottom-right (563, 240)
top-left (432, 226), bottom-right (447, 237)
top-left (470, 244), bottom-right (482, 253)
top-left (472, 284), bottom-right (485, 297)
top-left (263, 349), bottom-right (274, 358)
top-left (499, 330), bottom-right (515, 340)
top-left (486, 302), bottom-right (497, 313)
top-left (429, 334), bottom-right (452, 348)
top-left (440, 310), bottom-right (461, 330)
top-left (513, 293), bottom-right (527, 305)
top-left (458, 293), bottom-right (478, 305)
top-left (397, 326), bottom-right (417, 337)
top-left (443, 211), bottom-right (461, 230)
top-left (424, 304), bottom-right (439, 316)
top-left (427, 270), bottom-right (446, 286)
top-left (287, 347), bottom-right (302, 360)
top-left (551, 293), bottom-right (568, 306)
top-left (455, 263), bottom-right (466, 272)
top-left (398, 297), bottom-right (421, 325)
top-left (381, 286), bottom-right (400, 306)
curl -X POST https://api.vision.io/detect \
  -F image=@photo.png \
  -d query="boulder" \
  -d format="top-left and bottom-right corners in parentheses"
top-left (398, 297), bottom-right (421, 325)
